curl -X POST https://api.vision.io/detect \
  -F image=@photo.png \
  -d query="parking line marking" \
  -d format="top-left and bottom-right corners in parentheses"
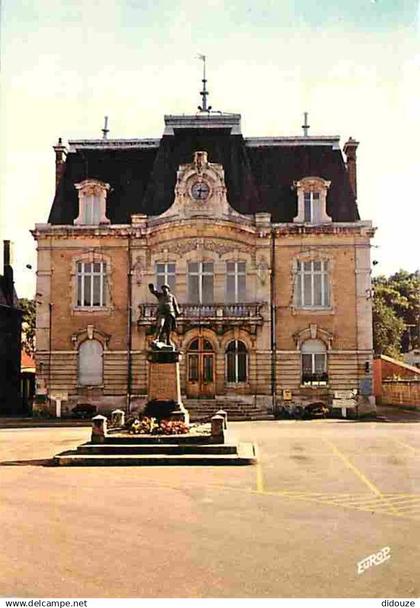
top-left (201, 484), bottom-right (420, 521)
top-left (323, 439), bottom-right (400, 515)
top-left (393, 439), bottom-right (420, 453)
top-left (324, 439), bottom-right (381, 496)
top-left (256, 461), bottom-right (265, 493)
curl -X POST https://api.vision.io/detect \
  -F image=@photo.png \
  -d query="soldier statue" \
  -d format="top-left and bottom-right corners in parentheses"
top-left (148, 283), bottom-right (181, 348)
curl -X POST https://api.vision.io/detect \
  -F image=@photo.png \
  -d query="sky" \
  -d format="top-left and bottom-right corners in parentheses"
top-left (0, 0), bottom-right (419, 297)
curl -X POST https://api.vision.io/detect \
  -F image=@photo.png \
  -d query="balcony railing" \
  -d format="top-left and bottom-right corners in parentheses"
top-left (138, 303), bottom-right (264, 329)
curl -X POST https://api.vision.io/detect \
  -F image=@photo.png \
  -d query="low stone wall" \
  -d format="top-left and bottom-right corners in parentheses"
top-left (380, 380), bottom-right (420, 409)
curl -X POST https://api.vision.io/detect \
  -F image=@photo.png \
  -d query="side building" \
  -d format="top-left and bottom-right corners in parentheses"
top-left (33, 113), bottom-right (375, 418)
top-left (0, 241), bottom-right (23, 415)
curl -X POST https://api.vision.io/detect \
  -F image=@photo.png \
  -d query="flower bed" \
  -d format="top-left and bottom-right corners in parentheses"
top-left (126, 416), bottom-right (189, 435)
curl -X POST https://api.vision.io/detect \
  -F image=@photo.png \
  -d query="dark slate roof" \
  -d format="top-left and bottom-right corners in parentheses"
top-left (48, 117), bottom-right (360, 224)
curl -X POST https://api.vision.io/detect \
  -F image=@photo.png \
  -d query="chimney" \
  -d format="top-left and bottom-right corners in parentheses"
top-left (343, 137), bottom-right (359, 200)
top-left (53, 137), bottom-right (67, 190)
top-left (3, 240), bottom-right (14, 306)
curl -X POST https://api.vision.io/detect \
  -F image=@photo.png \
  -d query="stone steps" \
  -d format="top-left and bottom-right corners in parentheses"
top-left (76, 443), bottom-right (239, 455)
top-left (54, 441), bottom-right (257, 466)
top-left (104, 433), bottom-right (216, 444)
top-left (185, 400), bottom-right (272, 422)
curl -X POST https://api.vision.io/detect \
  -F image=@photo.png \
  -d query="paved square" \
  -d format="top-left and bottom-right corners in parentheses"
top-left (0, 417), bottom-right (419, 598)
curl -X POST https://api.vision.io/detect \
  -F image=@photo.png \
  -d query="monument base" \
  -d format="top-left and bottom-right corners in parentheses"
top-left (146, 348), bottom-right (190, 424)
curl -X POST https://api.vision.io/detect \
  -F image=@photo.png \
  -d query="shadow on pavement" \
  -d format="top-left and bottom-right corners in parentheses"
top-left (376, 406), bottom-right (420, 423)
top-left (0, 458), bottom-right (54, 467)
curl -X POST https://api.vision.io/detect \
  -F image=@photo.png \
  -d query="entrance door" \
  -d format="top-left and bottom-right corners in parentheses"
top-left (186, 337), bottom-right (215, 398)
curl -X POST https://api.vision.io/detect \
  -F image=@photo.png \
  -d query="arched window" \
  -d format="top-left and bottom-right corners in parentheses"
top-left (226, 340), bottom-right (248, 383)
top-left (78, 339), bottom-right (103, 386)
top-left (301, 339), bottom-right (328, 386)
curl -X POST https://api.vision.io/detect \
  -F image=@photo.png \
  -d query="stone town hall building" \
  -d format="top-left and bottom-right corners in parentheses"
top-left (33, 110), bottom-right (375, 418)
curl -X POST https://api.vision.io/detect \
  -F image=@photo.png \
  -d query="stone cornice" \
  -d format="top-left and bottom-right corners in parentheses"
top-left (68, 139), bottom-right (159, 151)
top-left (164, 113), bottom-right (242, 135)
top-left (32, 220), bottom-right (376, 239)
top-left (145, 216), bottom-right (258, 236)
top-left (273, 221), bottom-right (376, 237)
top-left (245, 136), bottom-right (340, 149)
top-left (31, 224), bottom-right (134, 240)
top-left (66, 134), bottom-right (341, 151)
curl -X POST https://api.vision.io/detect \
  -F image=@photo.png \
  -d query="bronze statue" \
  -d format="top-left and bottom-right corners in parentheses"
top-left (148, 283), bottom-right (180, 347)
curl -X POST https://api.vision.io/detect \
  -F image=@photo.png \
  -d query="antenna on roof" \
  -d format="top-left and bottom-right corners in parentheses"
top-left (102, 116), bottom-right (109, 140)
top-left (302, 112), bottom-right (310, 137)
top-left (197, 55), bottom-right (212, 113)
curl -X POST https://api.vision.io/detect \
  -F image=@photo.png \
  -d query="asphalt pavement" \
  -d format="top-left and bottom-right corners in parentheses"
top-left (0, 418), bottom-right (419, 598)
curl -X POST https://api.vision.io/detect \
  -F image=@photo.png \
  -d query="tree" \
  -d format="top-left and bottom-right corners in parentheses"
top-left (19, 298), bottom-right (36, 356)
top-left (372, 270), bottom-right (420, 357)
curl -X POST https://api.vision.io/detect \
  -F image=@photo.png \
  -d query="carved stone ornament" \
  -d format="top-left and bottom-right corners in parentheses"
top-left (133, 256), bottom-right (145, 285)
top-left (157, 152), bottom-right (249, 222)
top-left (256, 257), bottom-right (269, 285)
top-left (71, 326), bottom-right (111, 349)
top-left (154, 238), bottom-right (252, 257)
top-left (194, 151), bottom-right (208, 175)
top-left (292, 324), bottom-right (334, 349)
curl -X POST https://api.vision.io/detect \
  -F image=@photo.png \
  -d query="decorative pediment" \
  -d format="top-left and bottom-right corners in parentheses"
top-left (292, 324), bottom-right (334, 349)
top-left (71, 325), bottom-right (111, 349)
top-left (158, 151), bottom-right (248, 221)
top-left (153, 238), bottom-right (252, 257)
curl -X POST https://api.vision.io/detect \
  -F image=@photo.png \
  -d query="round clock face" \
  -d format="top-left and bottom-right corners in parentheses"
top-left (191, 181), bottom-right (210, 201)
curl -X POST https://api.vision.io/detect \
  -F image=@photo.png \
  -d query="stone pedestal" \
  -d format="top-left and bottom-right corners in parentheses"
top-left (91, 414), bottom-right (107, 443)
top-left (145, 348), bottom-right (189, 424)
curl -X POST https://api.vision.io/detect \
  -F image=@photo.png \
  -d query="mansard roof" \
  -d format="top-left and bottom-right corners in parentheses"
top-left (48, 114), bottom-right (360, 224)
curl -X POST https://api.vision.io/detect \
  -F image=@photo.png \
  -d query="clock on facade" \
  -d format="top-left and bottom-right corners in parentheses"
top-left (191, 180), bottom-right (210, 201)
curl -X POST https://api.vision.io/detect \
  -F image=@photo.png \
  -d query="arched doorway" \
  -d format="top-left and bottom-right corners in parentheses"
top-left (186, 337), bottom-right (215, 398)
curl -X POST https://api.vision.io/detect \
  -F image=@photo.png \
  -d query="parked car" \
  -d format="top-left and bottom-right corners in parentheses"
top-left (303, 402), bottom-right (329, 419)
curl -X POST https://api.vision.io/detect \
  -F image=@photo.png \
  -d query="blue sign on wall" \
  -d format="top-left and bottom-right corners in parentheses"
top-left (359, 377), bottom-right (373, 396)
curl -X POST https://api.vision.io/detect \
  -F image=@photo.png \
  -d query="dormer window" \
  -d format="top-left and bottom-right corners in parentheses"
top-left (74, 179), bottom-right (111, 226)
top-left (294, 177), bottom-right (331, 224)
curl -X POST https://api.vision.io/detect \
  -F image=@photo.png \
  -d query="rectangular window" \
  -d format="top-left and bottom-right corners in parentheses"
top-left (303, 192), bottom-right (320, 223)
top-left (296, 260), bottom-right (330, 308)
top-left (76, 261), bottom-right (107, 307)
top-left (188, 354), bottom-right (199, 382)
top-left (203, 354), bottom-right (214, 383)
top-left (156, 262), bottom-right (176, 292)
top-left (188, 262), bottom-right (214, 303)
top-left (226, 261), bottom-right (246, 302)
top-left (82, 195), bottom-right (101, 225)
top-left (302, 353), bottom-right (327, 385)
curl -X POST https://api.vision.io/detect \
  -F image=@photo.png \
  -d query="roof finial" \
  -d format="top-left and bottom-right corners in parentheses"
top-left (302, 112), bottom-right (310, 137)
top-left (197, 54), bottom-right (212, 113)
top-left (102, 116), bottom-right (109, 140)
